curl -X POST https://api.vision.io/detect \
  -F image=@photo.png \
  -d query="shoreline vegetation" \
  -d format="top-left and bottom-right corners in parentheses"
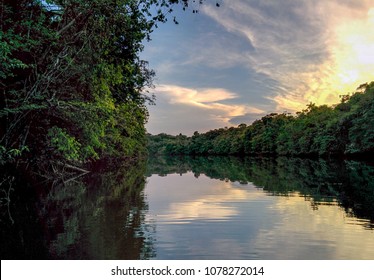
top-left (1, 0), bottom-right (373, 180)
top-left (0, 0), bottom-right (203, 177)
top-left (148, 82), bottom-right (374, 160)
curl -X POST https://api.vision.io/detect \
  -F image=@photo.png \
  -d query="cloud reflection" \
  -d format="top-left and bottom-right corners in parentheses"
top-left (145, 172), bottom-right (374, 259)
top-left (250, 195), bottom-right (374, 259)
top-left (145, 172), bottom-right (265, 223)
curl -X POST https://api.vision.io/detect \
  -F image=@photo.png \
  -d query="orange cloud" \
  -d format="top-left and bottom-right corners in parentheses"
top-left (154, 84), bottom-right (265, 124)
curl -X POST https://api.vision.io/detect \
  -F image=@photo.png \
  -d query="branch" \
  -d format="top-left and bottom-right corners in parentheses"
top-left (57, 162), bottom-right (90, 174)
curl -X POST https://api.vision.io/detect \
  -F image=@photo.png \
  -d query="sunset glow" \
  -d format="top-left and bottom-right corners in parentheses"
top-left (264, 2), bottom-right (374, 111)
top-left (143, 0), bottom-right (374, 134)
top-left (333, 8), bottom-right (374, 88)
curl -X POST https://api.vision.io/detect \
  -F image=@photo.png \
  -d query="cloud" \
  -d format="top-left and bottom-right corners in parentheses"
top-left (181, 29), bottom-right (256, 69)
top-left (143, 0), bottom-right (374, 134)
top-left (146, 84), bottom-right (265, 135)
top-left (157, 84), bottom-right (236, 105)
top-left (202, 0), bottom-right (374, 112)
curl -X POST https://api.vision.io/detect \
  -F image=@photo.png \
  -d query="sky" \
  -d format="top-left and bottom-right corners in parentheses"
top-left (141, 0), bottom-right (374, 135)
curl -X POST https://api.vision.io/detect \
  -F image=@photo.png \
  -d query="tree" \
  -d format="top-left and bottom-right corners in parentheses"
top-left (0, 0), bottom-right (213, 166)
top-left (147, 81), bottom-right (374, 158)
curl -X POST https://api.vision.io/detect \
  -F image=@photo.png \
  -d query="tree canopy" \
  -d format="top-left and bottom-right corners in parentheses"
top-left (148, 82), bottom-right (374, 158)
top-left (0, 0), bottom-right (213, 168)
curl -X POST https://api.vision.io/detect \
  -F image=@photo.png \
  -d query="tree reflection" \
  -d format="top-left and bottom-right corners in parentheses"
top-left (147, 156), bottom-right (374, 228)
top-left (1, 159), bottom-right (155, 259)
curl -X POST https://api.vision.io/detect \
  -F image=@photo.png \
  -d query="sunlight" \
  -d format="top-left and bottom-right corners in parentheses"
top-left (332, 8), bottom-right (374, 88)
top-left (312, 6), bottom-right (374, 105)
top-left (286, 5), bottom-right (374, 110)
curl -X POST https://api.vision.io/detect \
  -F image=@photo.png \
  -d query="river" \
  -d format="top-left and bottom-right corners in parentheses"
top-left (1, 156), bottom-right (374, 259)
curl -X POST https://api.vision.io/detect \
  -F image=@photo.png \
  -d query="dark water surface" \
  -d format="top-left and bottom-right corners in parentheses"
top-left (1, 156), bottom-right (374, 259)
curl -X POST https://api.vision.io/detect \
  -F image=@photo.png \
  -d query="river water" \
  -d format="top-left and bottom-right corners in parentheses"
top-left (1, 156), bottom-right (374, 259)
top-left (143, 156), bottom-right (374, 259)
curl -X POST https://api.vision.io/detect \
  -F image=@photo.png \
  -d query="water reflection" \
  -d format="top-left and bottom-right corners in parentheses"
top-left (1, 156), bottom-right (374, 259)
top-left (147, 156), bottom-right (374, 226)
top-left (0, 159), bottom-right (154, 259)
top-left (145, 156), bottom-right (374, 259)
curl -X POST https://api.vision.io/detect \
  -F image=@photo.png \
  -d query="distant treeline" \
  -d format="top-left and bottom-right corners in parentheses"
top-left (148, 81), bottom-right (374, 157)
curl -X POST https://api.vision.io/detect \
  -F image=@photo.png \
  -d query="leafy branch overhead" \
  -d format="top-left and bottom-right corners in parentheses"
top-left (0, 0), bottom-right (216, 166)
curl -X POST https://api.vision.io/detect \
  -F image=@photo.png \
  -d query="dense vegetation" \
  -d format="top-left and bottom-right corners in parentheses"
top-left (148, 81), bottom-right (374, 158)
top-left (0, 0), bottom-right (208, 170)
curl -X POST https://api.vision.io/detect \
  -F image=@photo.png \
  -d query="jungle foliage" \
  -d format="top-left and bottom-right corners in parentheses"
top-left (0, 0), bottom-right (210, 167)
top-left (148, 82), bottom-right (374, 158)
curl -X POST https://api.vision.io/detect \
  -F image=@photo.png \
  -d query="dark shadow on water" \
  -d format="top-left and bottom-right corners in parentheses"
top-left (0, 159), bottom-right (155, 259)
